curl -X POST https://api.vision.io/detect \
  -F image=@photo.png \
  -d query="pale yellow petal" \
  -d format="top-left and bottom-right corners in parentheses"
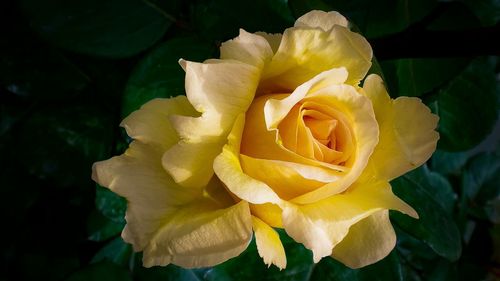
top-left (120, 96), bottom-right (197, 151)
top-left (332, 210), bottom-right (396, 269)
top-left (252, 216), bottom-right (287, 270)
top-left (92, 141), bottom-right (200, 251)
top-left (260, 25), bottom-right (372, 91)
top-left (295, 10), bottom-right (348, 31)
top-left (221, 29), bottom-right (274, 69)
top-left (143, 200), bottom-right (253, 268)
top-left (163, 60), bottom-right (260, 188)
top-left (282, 180), bottom-right (416, 263)
top-left (363, 74), bottom-right (440, 180)
top-left (255, 32), bottom-right (282, 54)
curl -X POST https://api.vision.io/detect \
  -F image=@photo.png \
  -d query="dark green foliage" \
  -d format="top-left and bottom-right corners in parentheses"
top-left (0, 0), bottom-right (498, 280)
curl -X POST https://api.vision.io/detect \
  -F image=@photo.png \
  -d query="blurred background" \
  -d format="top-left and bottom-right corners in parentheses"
top-left (0, 0), bottom-right (499, 280)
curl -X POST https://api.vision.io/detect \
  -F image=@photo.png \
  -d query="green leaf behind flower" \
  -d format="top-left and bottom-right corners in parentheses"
top-left (19, 0), bottom-right (173, 58)
top-left (390, 168), bottom-right (462, 261)
top-left (380, 58), bottom-right (470, 97)
top-left (431, 57), bottom-right (498, 151)
top-left (122, 36), bottom-right (215, 117)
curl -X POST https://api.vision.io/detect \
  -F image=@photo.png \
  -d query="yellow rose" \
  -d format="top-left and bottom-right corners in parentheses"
top-left (92, 10), bottom-right (439, 270)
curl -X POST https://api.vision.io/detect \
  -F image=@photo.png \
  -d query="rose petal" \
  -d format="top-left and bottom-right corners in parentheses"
top-left (260, 24), bottom-right (372, 91)
top-left (331, 210), bottom-right (396, 269)
top-left (142, 200), bottom-right (252, 268)
top-left (163, 60), bottom-right (260, 188)
top-left (92, 141), bottom-right (199, 251)
top-left (214, 114), bottom-right (282, 205)
top-left (282, 180), bottom-right (417, 263)
top-left (363, 74), bottom-right (440, 180)
top-left (252, 216), bottom-right (287, 270)
top-left (255, 32), bottom-right (282, 54)
top-left (220, 29), bottom-right (274, 69)
top-left (241, 94), bottom-right (347, 178)
top-left (250, 203), bottom-right (283, 228)
top-left (240, 155), bottom-right (337, 200)
top-left (265, 68), bottom-right (348, 130)
top-left (120, 96), bottom-right (197, 151)
top-left (295, 10), bottom-right (348, 31)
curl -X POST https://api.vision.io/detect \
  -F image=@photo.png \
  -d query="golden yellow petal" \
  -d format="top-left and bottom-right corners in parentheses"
top-left (332, 210), bottom-right (396, 269)
top-left (252, 216), bottom-right (287, 270)
top-left (363, 74), bottom-right (440, 180)
top-left (214, 115), bottom-right (281, 205)
top-left (250, 203), bottom-right (283, 228)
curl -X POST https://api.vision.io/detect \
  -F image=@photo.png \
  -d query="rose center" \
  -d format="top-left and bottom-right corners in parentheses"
top-left (277, 101), bottom-right (354, 165)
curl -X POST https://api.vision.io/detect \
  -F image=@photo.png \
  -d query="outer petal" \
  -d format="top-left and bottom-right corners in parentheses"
top-left (93, 97), bottom-right (253, 268)
top-left (220, 29), bottom-right (274, 69)
top-left (331, 210), bottom-right (396, 268)
top-left (295, 10), bottom-right (348, 31)
top-left (281, 180), bottom-right (416, 263)
top-left (143, 200), bottom-right (252, 268)
top-left (93, 142), bottom-right (253, 268)
top-left (252, 216), bottom-right (287, 270)
top-left (214, 114), bottom-right (281, 205)
top-left (120, 96), bottom-right (197, 151)
top-left (363, 74), bottom-right (440, 180)
top-left (93, 141), bottom-right (199, 251)
top-left (163, 60), bottom-right (260, 188)
top-left (260, 23), bottom-right (372, 91)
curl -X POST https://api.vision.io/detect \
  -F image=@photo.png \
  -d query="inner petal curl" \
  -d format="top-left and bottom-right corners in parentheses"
top-left (277, 101), bottom-right (354, 166)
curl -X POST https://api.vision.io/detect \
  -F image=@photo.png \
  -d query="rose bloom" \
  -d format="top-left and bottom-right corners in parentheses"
top-left (92, 10), bottom-right (439, 270)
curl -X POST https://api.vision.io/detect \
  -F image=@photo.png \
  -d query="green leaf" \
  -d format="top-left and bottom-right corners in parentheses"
top-left (462, 0), bottom-right (500, 26)
top-left (0, 40), bottom-right (89, 99)
top-left (91, 237), bottom-right (132, 266)
top-left (380, 58), bottom-right (470, 97)
top-left (65, 261), bottom-right (132, 281)
top-left (310, 251), bottom-right (403, 281)
top-left (462, 152), bottom-right (500, 203)
top-left (20, 0), bottom-right (173, 58)
top-left (430, 149), bottom-right (471, 176)
top-left (18, 106), bottom-right (113, 186)
top-left (122, 36), bottom-right (215, 117)
top-left (420, 166), bottom-right (457, 215)
top-left (95, 185), bottom-right (126, 224)
top-left (202, 230), bottom-right (314, 281)
top-left (192, 0), bottom-right (294, 41)
top-left (390, 170), bottom-right (462, 261)
top-left (426, 2), bottom-right (482, 31)
top-left (87, 210), bottom-right (124, 242)
top-left (432, 57), bottom-right (498, 151)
